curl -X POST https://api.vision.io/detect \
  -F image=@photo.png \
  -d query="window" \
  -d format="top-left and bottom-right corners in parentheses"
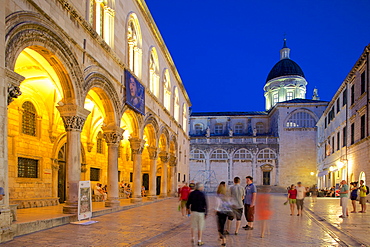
top-left (130, 172), bottom-right (133, 182)
top-left (234, 149), bottom-right (252, 160)
top-left (149, 48), bottom-right (159, 97)
top-left (118, 171), bottom-right (121, 182)
top-left (342, 89), bottom-right (347, 106)
top-left (96, 132), bottom-right (104, 154)
top-left (324, 117), bottom-right (327, 129)
top-left (182, 103), bottom-right (188, 133)
top-left (257, 149), bottom-right (276, 159)
top-left (337, 132), bottom-right (340, 151)
top-left (332, 136), bottom-right (335, 153)
top-left (234, 123), bottom-right (243, 134)
top-left (210, 149), bottom-right (228, 160)
top-left (273, 94), bottom-right (278, 105)
top-left (286, 92), bottom-right (293, 101)
top-left (351, 123), bottom-right (355, 145)
top-left (361, 71), bottom-right (366, 95)
top-left (286, 111), bottom-right (316, 128)
top-left (215, 124), bottom-right (223, 135)
top-left (343, 126), bottom-right (347, 147)
top-left (256, 122), bottom-right (265, 134)
top-left (127, 15), bottom-right (142, 76)
top-left (18, 157), bottom-right (38, 178)
top-left (22, 101), bottom-right (37, 136)
top-left (336, 98), bottom-right (340, 113)
top-left (351, 84), bottom-right (355, 105)
top-left (89, 0), bottom-right (115, 47)
top-left (361, 115), bottom-right (366, 139)
top-left (90, 168), bottom-right (100, 181)
top-left (173, 87), bottom-right (180, 122)
top-left (163, 70), bottom-right (171, 111)
top-left (328, 107), bottom-right (335, 124)
top-left (190, 149), bottom-right (205, 159)
top-left (194, 124), bottom-right (203, 135)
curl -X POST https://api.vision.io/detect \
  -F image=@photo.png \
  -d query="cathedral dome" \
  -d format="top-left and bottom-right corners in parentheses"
top-left (266, 58), bottom-right (305, 83)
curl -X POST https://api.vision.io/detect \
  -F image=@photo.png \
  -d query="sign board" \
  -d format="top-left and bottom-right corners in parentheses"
top-left (125, 69), bottom-right (145, 115)
top-left (78, 181), bottom-right (92, 221)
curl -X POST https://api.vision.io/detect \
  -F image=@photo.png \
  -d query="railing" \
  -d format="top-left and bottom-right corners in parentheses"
top-left (190, 136), bottom-right (278, 145)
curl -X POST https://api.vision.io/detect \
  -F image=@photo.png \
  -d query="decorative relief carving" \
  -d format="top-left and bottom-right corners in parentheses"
top-left (8, 84), bottom-right (22, 105)
top-left (60, 115), bottom-right (86, 131)
top-left (159, 151), bottom-right (169, 163)
top-left (56, 104), bottom-right (90, 131)
top-left (169, 155), bottom-right (177, 166)
top-left (87, 142), bottom-right (94, 152)
top-left (129, 137), bottom-right (145, 155)
top-left (147, 146), bottom-right (159, 160)
top-left (102, 125), bottom-right (124, 145)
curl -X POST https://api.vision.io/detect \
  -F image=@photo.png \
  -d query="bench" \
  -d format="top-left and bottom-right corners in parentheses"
top-left (10, 197), bottom-right (59, 209)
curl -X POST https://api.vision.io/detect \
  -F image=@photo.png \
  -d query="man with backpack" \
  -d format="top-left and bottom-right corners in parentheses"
top-left (359, 180), bottom-right (368, 213)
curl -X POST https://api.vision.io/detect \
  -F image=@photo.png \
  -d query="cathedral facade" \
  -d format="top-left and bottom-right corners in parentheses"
top-left (189, 41), bottom-right (328, 191)
top-left (0, 0), bottom-right (190, 242)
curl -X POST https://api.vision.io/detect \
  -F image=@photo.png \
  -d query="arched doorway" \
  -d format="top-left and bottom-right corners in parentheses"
top-left (57, 144), bottom-right (67, 203)
top-left (261, 164), bottom-right (274, 185)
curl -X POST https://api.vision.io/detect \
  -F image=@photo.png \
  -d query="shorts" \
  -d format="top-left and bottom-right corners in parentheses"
top-left (228, 208), bottom-right (243, 221)
top-left (359, 197), bottom-right (367, 205)
top-left (296, 199), bottom-right (304, 210)
top-left (180, 200), bottom-right (187, 208)
top-left (289, 199), bottom-right (296, 204)
top-left (350, 195), bottom-right (357, 201)
top-left (190, 211), bottom-right (205, 231)
top-left (244, 204), bottom-right (255, 222)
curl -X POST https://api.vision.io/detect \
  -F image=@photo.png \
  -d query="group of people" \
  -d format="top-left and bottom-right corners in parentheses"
top-left (340, 179), bottom-right (368, 217)
top-left (119, 182), bottom-right (132, 199)
top-left (93, 183), bottom-right (108, 201)
top-left (178, 176), bottom-right (260, 246)
top-left (287, 182), bottom-right (307, 216)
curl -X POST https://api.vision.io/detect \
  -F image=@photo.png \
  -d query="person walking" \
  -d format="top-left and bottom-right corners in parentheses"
top-left (338, 180), bottom-right (349, 218)
top-left (179, 183), bottom-right (191, 217)
top-left (296, 182), bottom-right (306, 216)
top-left (350, 182), bottom-right (358, 213)
top-left (225, 177), bottom-right (245, 235)
top-left (242, 176), bottom-right (257, 230)
top-left (186, 182), bottom-right (208, 246)
top-left (215, 182), bottom-right (231, 246)
top-left (359, 180), bottom-right (367, 213)
top-left (287, 184), bottom-right (297, 216)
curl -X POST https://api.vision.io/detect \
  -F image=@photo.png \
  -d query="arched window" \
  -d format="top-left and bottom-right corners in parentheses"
top-left (149, 48), bottom-right (159, 97)
top-left (215, 123), bottom-right (223, 135)
top-left (173, 87), bottom-right (180, 122)
top-left (163, 69), bottom-right (171, 111)
top-left (194, 123), bottom-right (203, 135)
top-left (190, 149), bottom-right (205, 160)
top-left (210, 149), bottom-right (228, 160)
top-left (257, 149), bottom-right (276, 160)
top-left (96, 132), bottom-right (104, 154)
top-left (234, 123), bottom-right (243, 134)
top-left (22, 101), bottom-right (37, 136)
top-left (233, 149), bottom-right (252, 160)
top-left (89, 0), bottom-right (115, 47)
top-left (127, 14), bottom-right (142, 77)
top-left (182, 103), bottom-right (188, 133)
top-left (286, 111), bottom-right (316, 128)
top-left (256, 122), bottom-right (265, 134)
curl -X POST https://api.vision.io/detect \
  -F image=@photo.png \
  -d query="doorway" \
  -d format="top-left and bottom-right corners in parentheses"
top-left (142, 173), bottom-right (149, 190)
top-left (156, 176), bottom-right (161, 195)
top-left (263, 171), bottom-right (270, 185)
top-left (57, 144), bottom-right (66, 203)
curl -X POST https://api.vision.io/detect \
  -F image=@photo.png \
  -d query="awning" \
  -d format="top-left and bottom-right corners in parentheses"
top-left (318, 170), bottom-right (329, 177)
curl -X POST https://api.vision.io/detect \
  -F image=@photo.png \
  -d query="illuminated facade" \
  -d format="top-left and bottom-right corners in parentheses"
top-left (0, 0), bottom-right (190, 242)
top-left (189, 42), bottom-right (328, 190)
top-left (317, 44), bottom-right (370, 191)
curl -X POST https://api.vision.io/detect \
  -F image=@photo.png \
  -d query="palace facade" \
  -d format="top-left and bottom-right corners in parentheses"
top-left (189, 41), bottom-right (328, 191)
top-left (0, 0), bottom-right (190, 242)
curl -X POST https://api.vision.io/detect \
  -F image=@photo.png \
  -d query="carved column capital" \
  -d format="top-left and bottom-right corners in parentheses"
top-left (102, 125), bottom-right (124, 145)
top-left (6, 68), bottom-right (24, 105)
top-left (169, 154), bottom-right (177, 167)
top-left (147, 146), bottom-right (159, 160)
top-left (159, 151), bottom-right (170, 163)
top-left (129, 137), bottom-right (145, 155)
top-left (56, 104), bottom-right (90, 131)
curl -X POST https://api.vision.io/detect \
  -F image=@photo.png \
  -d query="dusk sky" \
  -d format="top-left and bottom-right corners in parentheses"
top-left (145, 0), bottom-right (370, 112)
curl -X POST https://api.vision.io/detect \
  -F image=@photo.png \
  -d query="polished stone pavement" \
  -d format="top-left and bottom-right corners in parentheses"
top-left (2, 194), bottom-right (369, 247)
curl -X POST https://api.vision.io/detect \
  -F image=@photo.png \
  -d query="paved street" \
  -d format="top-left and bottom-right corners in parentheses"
top-left (2, 194), bottom-right (368, 247)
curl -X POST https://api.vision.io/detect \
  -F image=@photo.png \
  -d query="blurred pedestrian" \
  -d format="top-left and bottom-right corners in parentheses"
top-left (242, 176), bottom-right (257, 230)
top-left (179, 183), bottom-right (191, 217)
top-left (296, 182), bottom-right (306, 216)
top-left (338, 180), bottom-right (349, 218)
top-left (350, 182), bottom-right (358, 213)
top-left (310, 184), bottom-right (318, 202)
top-left (256, 189), bottom-right (272, 238)
top-left (186, 182), bottom-right (208, 246)
top-left (359, 180), bottom-right (367, 213)
top-left (225, 177), bottom-right (245, 235)
top-left (215, 182), bottom-right (230, 246)
top-left (287, 184), bottom-right (297, 216)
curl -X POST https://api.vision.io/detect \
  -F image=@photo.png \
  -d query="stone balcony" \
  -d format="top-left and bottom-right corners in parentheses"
top-left (190, 136), bottom-right (278, 145)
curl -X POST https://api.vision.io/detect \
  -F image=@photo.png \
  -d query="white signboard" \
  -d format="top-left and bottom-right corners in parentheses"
top-left (78, 181), bottom-right (92, 221)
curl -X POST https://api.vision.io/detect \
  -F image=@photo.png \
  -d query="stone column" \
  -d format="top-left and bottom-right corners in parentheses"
top-left (169, 154), bottom-right (177, 196)
top-left (57, 104), bottom-right (90, 214)
top-left (147, 146), bottom-right (159, 200)
top-left (51, 159), bottom-right (59, 198)
top-left (102, 125), bottom-right (124, 207)
top-left (159, 151), bottom-right (169, 198)
top-left (129, 137), bottom-right (145, 203)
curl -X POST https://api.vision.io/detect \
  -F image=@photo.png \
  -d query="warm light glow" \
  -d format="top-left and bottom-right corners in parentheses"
top-left (310, 172), bottom-right (315, 176)
top-left (337, 161), bottom-right (344, 169)
top-left (329, 166), bottom-right (335, 172)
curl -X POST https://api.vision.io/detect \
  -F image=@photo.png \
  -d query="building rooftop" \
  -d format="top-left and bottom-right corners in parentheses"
top-left (279, 98), bottom-right (329, 104)
top-left (191, 111), bottom-right (268, 117)
top-left (266, 58), bottom-right (305, 83)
